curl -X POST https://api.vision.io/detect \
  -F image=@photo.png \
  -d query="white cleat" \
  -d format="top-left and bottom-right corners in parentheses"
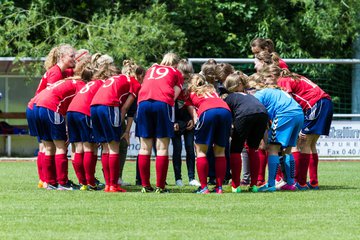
top-left (118, 178), bottom-right (131, 186)
top-left (189, 179), bottom-right (201, 187)
top-left (175, 179), bottom-right (184, 187)
top-left (275, 179), bottom-right (287, 190)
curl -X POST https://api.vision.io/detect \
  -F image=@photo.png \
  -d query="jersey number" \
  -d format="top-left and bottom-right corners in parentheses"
top-left (79, 81), bottom-right (96, 94)
top-left (148, 67), bottom-right (169, 80)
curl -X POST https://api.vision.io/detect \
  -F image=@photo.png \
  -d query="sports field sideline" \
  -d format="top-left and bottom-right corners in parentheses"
top-left (0, 160), bottom-right (359, 239)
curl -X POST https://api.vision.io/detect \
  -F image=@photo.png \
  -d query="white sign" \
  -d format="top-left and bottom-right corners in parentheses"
top-left (127, 124), bottom-right (186, 157)
top-left (126, 121), bottom-right (360, 158)
top-left (317, 121), bottom-right (360, 157)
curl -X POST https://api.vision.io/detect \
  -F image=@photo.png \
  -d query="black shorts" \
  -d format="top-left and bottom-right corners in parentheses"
top-left (230, 113), bottom-right (268, 153)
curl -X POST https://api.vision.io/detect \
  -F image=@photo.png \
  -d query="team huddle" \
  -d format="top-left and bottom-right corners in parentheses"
top-left (26, 38), bottom-right (333, 194)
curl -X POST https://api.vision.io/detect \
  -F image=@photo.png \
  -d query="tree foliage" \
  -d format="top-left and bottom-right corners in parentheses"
top-left (1, 0), bottom-right (360, 78)
top-left (0, 0), bottom-right (186, 77)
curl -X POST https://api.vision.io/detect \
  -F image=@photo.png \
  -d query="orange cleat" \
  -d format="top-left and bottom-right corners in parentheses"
top-left (109, 185), bottom-right (127, 193)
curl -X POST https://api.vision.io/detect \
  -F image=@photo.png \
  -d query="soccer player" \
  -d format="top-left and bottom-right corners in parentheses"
top-left (171, 59), bottom-right (200, 187)
top-left (35, 53), bottom-right (90, 190)
top-left (186, 74), bottom-right (232, 194)
top-left (67, 53), bottom-right (117, 190)
top-left (91, 60), bottom-right (144, 193)
top-left (222, 71), bottom-right (268, 193)
top-left (254, 51), bottom-right (284, 72)
top-left (250, 38), bottom-right (288, 69)
top-left (136, 52), bottom-right (184, 193)
top-left (262, 65), bottom-right (333, 190)
top-left (117, 61), bottom-right (146, 187)
top-left (26, 44), bottom-right (76, 188)
top-left (253, 83), bottom-right (304, 191)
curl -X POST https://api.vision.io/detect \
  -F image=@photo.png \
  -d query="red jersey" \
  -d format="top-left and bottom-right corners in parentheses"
top-left (27, 96), bottom-right (37, 109)
top-left (91, 75), bottom-right (141, 107)
top-left (138, 64), bottom-right (184, 106)
top-left (279, 59), bottom-right (288, 69)
top-left (277, 76), bottom-right (331, 111)
top-left (36, 79), bottom-right (86, 116)
top-left (67, 79), bottom-right (105, 116)
top-left (35, 65), bottom-right (73, 95)
top-left (186, 91), bottom-right (230, 117)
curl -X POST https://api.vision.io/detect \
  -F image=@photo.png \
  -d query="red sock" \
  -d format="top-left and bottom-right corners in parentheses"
top-left (215, 156), bottom-right (226, 188)
top-left (309, 153), bottom-right (319, 186)
top-left (230, 153), bottom-right (242, 188)
top-left (109, 154), bottom-right (120, 187)
top-left (43, 155), bottom-right (56, 185)
top-left (138, 154), bottom-right (151, 187)
top-left (101, 153), bottom-right (110, 186)
top-left (296, 153), bottom-right (310, 185)
top-left (293, 151), bottom-right (301, 183)
top-left (248, 148), bottom-right (260, 187)
top-left (156, 156), bottom-right (169, 189)
top-left (37, 152), bottom-right (45, 182)
top-left (73, 152), bottom-right (86, 185)
top-left (55, 153), bottom-right (68, 185)
top-left (258, 149), bottom-right (267, 182)
top-left (196, 156), bottom-right (208, 189)
top-left (84, 152), bottom-right (95, 186)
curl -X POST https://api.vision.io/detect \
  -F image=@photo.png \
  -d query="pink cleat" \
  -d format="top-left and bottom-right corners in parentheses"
top-left (280, 184), bottom-right (296, 191)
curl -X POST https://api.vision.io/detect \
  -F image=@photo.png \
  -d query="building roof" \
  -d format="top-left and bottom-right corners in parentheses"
top-left (0, 57), bottom-right (45, 75)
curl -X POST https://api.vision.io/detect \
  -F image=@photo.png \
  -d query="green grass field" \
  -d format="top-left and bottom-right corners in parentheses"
top-left (0, 160), bottom-right (359, 240)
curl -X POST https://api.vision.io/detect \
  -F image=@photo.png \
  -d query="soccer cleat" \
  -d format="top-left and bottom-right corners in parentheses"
top-left (256, 180), bottom-right (265, 187)
top-left (117, 178), bottom-right (131, 186)
top-left (240, 179), bottom-right (250, 186)
top-left (141, 186), bottom-right (154, 193)
top-left (212, 186), bottom-right (223, 194)
top-left (42, 182), bottom-right (48, 189)
top-left (95, 178), bottom-right (105, 188)
top-left (80, 185), bottom-right (88, 191)
top-left (223, 179), bottom-right (231, 185)
top-left (232, 186), bottom-right (242, 193)
top-left (68, 180), bottom-right (80, 190)
top-left (58, 180), bottom-right (79, 191)
top-left (87, 184), bottom-right (104, 191)
top-left (109, 185), bottom-right (127, 193)
top-left (155, 187), bottom-right (170, 194)
top-left (216, 186), bottom-right (223, 194)
top-left (248, 185), bottom-right (259, 193)
top-left (307, 182), bottom-right (320, 190)
top-left (46, 184), bottom-right (58, 190)
top-left (196, 186), bottom-right (210, 194)
top-left (175, 179), bottom-right (184, 187)
top-left (258, 183), bottom-right (276, 192)
top-left (280, 184), bottom-right (296, 191)
top-left (104, 185), bottom-right (110, 192)
top-left (38, 180), bottom-right (44, 189)
top-left (275, 179), bottom-right (287, 190)
top-left (189, 179), bottom-right (201, 187)
top-left (295, 182), bottom-right (309, 191)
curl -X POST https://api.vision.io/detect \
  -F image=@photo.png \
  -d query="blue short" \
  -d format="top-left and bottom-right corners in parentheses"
top-left (91, 105), bottom-right (122, 143)
top-left (302, 98), bottom-right (333, 135)
top-left (136, 100), bottom-right (174, 138)
top-left (194, 108), bottom-right (232, 147)
top-left (37, 107), bottom-right (67, 141)
top-left (26, 106), bottom-right (37, 137)
top-left (268, 113), bottom-right (304, 148)
top-left (67, 111), bottom-right (95, 143)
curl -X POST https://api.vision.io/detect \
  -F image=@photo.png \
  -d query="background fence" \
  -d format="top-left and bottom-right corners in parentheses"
top-left (0, 58), bottom-right (359, 158)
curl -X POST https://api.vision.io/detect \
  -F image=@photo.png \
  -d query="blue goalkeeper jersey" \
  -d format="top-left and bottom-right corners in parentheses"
top-left (254, 88), bottom-right (303, 120)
